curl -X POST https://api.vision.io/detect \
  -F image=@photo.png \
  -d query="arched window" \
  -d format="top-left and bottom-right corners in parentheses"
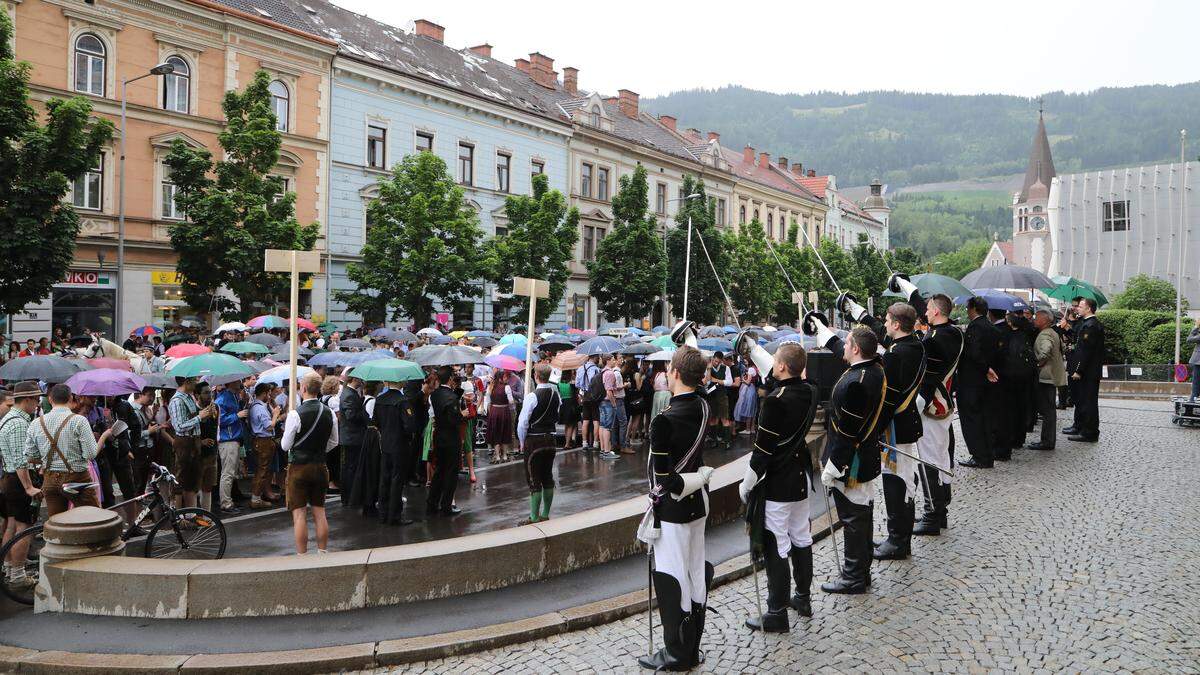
top-left (74, 34), bottom-right (106, 96)
top-left (268, 80), bottom-right (289, 132)
top-left (767, 212), bottom-right (773, 237)
top-left (1032, 205), bottom-right (1043, 213)
top-left (589, 106), bottom-right (600, 127)
top-left (162, 56), bottom-right (189, 113)
top-left (739, 205), bottom-right (746, 224)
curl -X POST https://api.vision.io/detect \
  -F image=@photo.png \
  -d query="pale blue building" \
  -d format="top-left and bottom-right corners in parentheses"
top-left (299, 6), bottom-right (572, 330)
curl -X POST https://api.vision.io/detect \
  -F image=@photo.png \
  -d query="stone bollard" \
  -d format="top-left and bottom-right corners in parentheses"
top-left (34, 506), bottom-right (125, 613)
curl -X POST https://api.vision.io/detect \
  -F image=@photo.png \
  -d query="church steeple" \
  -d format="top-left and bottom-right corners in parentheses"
top-left (1019, 103), bottom-right (1056, 202)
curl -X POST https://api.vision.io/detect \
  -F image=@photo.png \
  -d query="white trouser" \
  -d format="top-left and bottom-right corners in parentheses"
top-left (218, 441), bottom-right (241, 509)
top-left (655, 518), bottom-right (707, 612)
top-left (881, 439), bottom-right (920, 501)
top-left (916, 411), bottom-right (954, 485)
top-left (764, 497), bottom-right (811, 558)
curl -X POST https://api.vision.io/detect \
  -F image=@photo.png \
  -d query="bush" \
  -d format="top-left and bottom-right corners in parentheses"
top-left (1132, 323), bottom-right (1181, 364)
top-left (1095, 309), bottom-right (1175, 363)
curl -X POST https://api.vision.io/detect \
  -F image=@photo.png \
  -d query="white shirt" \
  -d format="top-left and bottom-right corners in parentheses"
top-left (280, 399), bottom-right (339, 454)
top-left (517, 383), bottom-right (556, 446)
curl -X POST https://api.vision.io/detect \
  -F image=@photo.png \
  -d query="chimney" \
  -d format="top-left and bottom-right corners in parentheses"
top-left (617, 89), bottom-right (639, 119)
top-left (685, 127), bottom-right (700, 138)
top-left (759, 151), bottom-right (770, 168)
top-left (777, 156), bottom-right (788, 170)
top-left (413, 19), bottom-right (444, 43)
top-left (469, 44), bottom-right (493, 58)
top-left (658, 115), bottom-right (677, 132)
top-left (528, 52), bottom-right (556, 89)
top-left (514, 58), bottom-right (530, 74)
top-left (707, 131), bottom-right (720, 142)
top-left (808, 169), bottom-right (817, 178)
top-left (790, 162), bottom-right (803, 176)
top-left (743, 146), bottom-right (755, 163)
top-left (562, 67), bottom-right (578, 95)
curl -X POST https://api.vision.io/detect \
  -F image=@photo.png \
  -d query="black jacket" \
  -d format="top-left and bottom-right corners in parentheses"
top-left (430, 386), bottom-right (462, 452)
top-left (829, 320), bottom-right (925, 445)
top-left (1072, 316), bottom-right (1105, 379)
top-left (749, 377), bottom-right (817, 502)
top-left (957, 315), bottom-right (996, 389)
top-left (373, 388), bottom-right (415, 457)
top-left (338, 386), bottom-right (368, 448)
top-left (822, 358), bottom-right (887, 485)
top-left (650, 391), bottom-right (708, 524)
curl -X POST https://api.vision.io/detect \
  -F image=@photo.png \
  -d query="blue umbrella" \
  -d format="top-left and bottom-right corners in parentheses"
top-left (343, 349), bottom-right (397, 366)
top-left (699, 326), bottom-right (725, 338)
top-left (430, 334), bottom-right (454, 345)
top-left (625, 327), bottom-right (647, 336)
top-left (498, 334), bottom-right (527, 346)
top-left (576, 336), bottom-right (622, 356)
top-left (467, 330), bottom-right (494, 338)
top-left (500, 344), bottom-right (529, 359)
top-left (651, 325), bottom-right (670, 334)
top-left (698, 338), bottom-right (733, 352)
top-left (307, 351), bottom-right (353, 367)
top-left (722, 325), bottom-right (738, 334)
top-left (956, 289), bottom-right (1029, 312)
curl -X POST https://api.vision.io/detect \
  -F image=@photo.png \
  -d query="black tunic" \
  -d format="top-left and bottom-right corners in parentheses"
top-left (844, 315), bottom-right (927, 445)
top-left (373, 388), bottom-right (412, 458)
top-left (821, 358), bottom-right (887, 485)
top-left (1072, 316), bottom-right (1105, 380)
top-left (649, 391), bottom-right (708, 524)
top-left (748, 377), bottom-right (818, 502)
top-left (959, 315), bottom-right (998, 389)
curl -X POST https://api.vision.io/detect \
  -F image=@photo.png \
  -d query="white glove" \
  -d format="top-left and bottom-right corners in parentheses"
top-left (889, 273), bottom-right (920, 301)
top-left (803, 311), bottom-right (837, 350)
top-left (836, 292), bottom-right (868, 322)
top-left (671, 466), bottom-right (715, 500)
top-left (820, 460), bottom-right (843, 487)
top-left (738, 465), bottom-right (759, 503)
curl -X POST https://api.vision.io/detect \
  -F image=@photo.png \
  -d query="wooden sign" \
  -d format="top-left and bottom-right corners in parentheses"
top-left (513, 277), bottom-right (550, 299)
top-left (264, 249), bottom-right (321, 273)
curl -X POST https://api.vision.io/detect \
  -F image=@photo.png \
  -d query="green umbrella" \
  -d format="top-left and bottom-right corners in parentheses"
top-left (882, 273), bottom-right (974, 300)
top-left (348, 359), bottom-right (424, 383)
top-left (317, 322), bottom-right (338, 333)
top-left (651, 335), bottom-right (677, 351)
top-left (1041, 276), bottom-right (1109, 306)
top-left (168, 353), bottom-right (254, 379)
top-left (220, 341), bottom-right (269, 355)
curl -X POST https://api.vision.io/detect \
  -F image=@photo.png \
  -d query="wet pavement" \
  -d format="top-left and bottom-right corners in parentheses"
top-left (218, 434), bottom-right (752, 557)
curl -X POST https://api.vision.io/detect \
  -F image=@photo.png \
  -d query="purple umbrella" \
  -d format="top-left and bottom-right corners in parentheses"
top-left (63, 369), bottom-right (147, 397)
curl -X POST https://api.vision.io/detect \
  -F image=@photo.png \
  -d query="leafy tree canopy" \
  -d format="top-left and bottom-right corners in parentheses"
top-left (932, 239), bottom-right (992, 282)
top-left (725, 219), bottom-right (787, 324)
top-left (587, 165), bottom-right (666, 325)
top-left (1110, 273), bottom-right (1187, 313)
top-left (666, 175), bottom-right (728, 325)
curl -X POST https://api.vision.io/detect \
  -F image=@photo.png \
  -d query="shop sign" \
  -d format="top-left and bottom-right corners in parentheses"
top-left (61, 271), bottom-right (113, 287)
top-left (152, 271), bottom-right (183, 285)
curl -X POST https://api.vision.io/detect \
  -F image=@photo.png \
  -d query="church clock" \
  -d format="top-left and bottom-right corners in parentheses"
top-left (1030, 216), bottom-right (1046, 231)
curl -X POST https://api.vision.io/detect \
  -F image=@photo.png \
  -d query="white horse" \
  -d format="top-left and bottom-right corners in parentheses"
top-left (73, 336), bottom-right (153, 374)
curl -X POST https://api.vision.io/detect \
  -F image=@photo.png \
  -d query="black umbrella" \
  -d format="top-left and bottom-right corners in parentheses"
top-left (621, 343), bottom-right (659, 356)
top-left (267, 351), bottom-right (308, 364)
top-left (245, 333), bottom-right (282, 347)
top-left (140, 372), bottom-right (179, 389)
top-left (470, 336), bottom-right (499, 348)
top-left (163, 333), bottom-right (194, 346)
top-left (960, 264), bottom-right (1053, 291)
top-left (338, 338), bottom-right (372, 350)
top-left (0, 355), bottom-right (92, 384)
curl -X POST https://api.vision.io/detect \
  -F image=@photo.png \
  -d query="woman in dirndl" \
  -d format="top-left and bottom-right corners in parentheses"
top-left (733, 362), bottom-right (759, 435)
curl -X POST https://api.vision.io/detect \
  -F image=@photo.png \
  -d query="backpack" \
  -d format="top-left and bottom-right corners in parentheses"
top-left (581, 364), bottom-right (605, 403)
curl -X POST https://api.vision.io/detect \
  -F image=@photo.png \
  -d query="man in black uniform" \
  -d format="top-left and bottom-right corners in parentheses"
top-left (373, 380), bottom-right (417, 526)
top-left (740, 342), bottom-right (819, 632)
top-left (958, 296), bottom-right (997, 468)
top-left (337, 377), bottom-right (368, 501)
top-left (1066, 298), bottom-right (1104, 442)
top-left (639, 346), bottom-right (714, 671)
top-left (426, 367), bottom-right (463, 516)
top-left (986, 308), bottom-right (1013, 461)
top-left (801, 318), bottom-right (887, 594)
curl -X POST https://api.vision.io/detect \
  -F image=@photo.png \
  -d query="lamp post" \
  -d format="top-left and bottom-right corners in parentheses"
top-left (1175, 129), bottom-right (1188, 367)
top-left (664, 193), bottom-right (702, 325)
top-left (116, 62), bottom-right (174, 342)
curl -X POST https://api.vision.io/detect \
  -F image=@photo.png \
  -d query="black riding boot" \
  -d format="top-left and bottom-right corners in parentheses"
top-left (875, 474), bottom-right (913, 559)
top-left (690, 561), bottom-right (714, 665)
top-left (822, 489), bottom-right (872, 594)
top-left (746, 533), bottom-right (790, 632)
top-left (789, 545), bottom-right (813, 617)
top-left (638, 572), bottom-right (695, 671)
top-left (913, 466), bottom-right (948, 535)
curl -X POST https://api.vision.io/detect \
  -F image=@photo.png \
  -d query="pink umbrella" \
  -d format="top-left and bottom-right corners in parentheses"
top-left (485, 354), bottom-right (525, 372)
top-left (64, 369), bottom-right (147, 397)
top-left (85, 357), bottom-right (132, 371)
top-left (294, 317), bottom-right (317, 332)
top-left (165, 343), bottom-right (211, 359)
top-left (550, 350), bottom-right (588, 370)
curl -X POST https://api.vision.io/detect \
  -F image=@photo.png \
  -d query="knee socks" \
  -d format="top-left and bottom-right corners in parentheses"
top-left (529, 491), bottom-right (542, 522)
top-left (540, 488), bottom-right (554, 520)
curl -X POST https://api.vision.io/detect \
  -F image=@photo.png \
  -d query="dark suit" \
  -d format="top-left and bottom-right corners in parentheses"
top-left (957, 315), bottom-right (998, 465)
top-left (426, 385), bottom-right (463, 512)
top-left (374, 388), bottom-right (416, 523)
top-left (338, 385), bottom-right (368, 502)
top-left (1071, 316), bottom-right (1105, 439)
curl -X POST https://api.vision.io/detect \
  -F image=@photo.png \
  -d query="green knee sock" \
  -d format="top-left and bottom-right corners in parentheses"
top-left (529, 492), bottom-right (542, 522)
top-left (540, 488), bottom-right (554, 519)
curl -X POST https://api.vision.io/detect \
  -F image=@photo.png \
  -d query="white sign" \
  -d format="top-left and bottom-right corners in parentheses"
top-left (264, 249), bottom-right (321, 274)
top-left (1129, 367), bottom-right (1142, 376)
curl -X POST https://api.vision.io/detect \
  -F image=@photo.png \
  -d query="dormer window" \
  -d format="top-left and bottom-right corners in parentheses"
top-left (589, 109), bottom-right (600, 127)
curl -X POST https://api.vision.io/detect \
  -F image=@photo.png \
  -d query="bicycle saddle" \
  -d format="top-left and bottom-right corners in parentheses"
top-left (63, 482), bottom-right (99, 494)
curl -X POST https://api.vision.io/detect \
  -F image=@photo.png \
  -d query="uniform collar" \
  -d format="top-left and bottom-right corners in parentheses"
top-left (670, 390), bottom-right (699, 402)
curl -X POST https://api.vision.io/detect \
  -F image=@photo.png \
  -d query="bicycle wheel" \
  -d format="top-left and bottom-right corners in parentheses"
top-left (0, 525), bottom-right (45, 606)
top-left (143, 508), bottom-right (226, 560)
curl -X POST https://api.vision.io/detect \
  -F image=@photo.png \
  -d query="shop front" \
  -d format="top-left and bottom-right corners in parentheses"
top-left (52, 271), bottom-right (117, 338)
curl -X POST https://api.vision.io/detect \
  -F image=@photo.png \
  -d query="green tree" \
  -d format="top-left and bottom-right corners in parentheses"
top-left (726, 219), bottom-right (787, 324)
top-left (769, 221), bottom-right (818, 328)
top-left (885, 247), bottom-right (926, 276)
top-left (587, 165), bottom-right (666, 325)
top-left (851, 235), bottom-right (891, 313)
top-left (165, 71), bottom-right (318, 320)
top-left (0, 11), bottom-right (113, 317)
top-left (484, 173), bottom-right (579, 325)
top-left (1110, 273), bottom-right (1186, 313)
top-left (932, 239), bottom-right (992, 281)
top-left (666, 175), bottom-right (727, 325)
top-left (335, 151), bottom-right (484, 327)
top-left (811, 237), bottom-right (866, 321)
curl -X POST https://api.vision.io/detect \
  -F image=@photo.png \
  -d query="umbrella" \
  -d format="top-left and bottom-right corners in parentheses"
top-left (406, 345), bottom-right (486, 367)
top-left (651, 325), bottom-right (670, 334)
top-left (960, 264), bottom-right (1054, 291)
top-left (499, 344), bottom-right (529, 359)
top-left (220, 342), bottom-right (269, 355)
top-left (0, 355), bottom-right (92, 383)
top-left (450, 330), bottom-right (468, 339)
top-left (550, 350), bottom-right (588, 370)
top-left (267, 351), bottom-right (307, 363)
top-left (761, 325), bottom-right (778, 333)
top-left (539, 335), bottom-right (573, 347)
top-left (317, 322), bottom-right (338, 333)
top-left (214, 322), bottom-right (250, 335)
top-left (246, 360), bottom-right (275, 374)
top-left (163, 334), bottom-right (193, 346)
top-left (470, 336), bottom-right (498, 348)
top-left (1041, 276), bottom-right (1109, 306)
top-left (467, 330), bottom-right (495, 338)
top-left (882, 273), bottom-right (974, 300)
top-left (651, 335), bottom-right (676, 351)
top-left (764, 335), bottom-right (817, 354)
top-left (245, 333), bottom-right (282, 347)
top-left (175, 318), bottom-right (202, 329)
top-left (566, 328), bottom-right (585, 335)
top-left (348, 359), bottom-right (423, 383)
top-left (130, 325), bottom-right (162, 337)
top-left (625, 327), bottom-right (647, 336)
top-left (140, 372), bottom-right (179, 389)
top-left (342, 350), bottom-right (397, 367)
top-left (307, 351), bottom-right (353, 367)
top-left (86, 357), bottom-right (132, 371)
top-left (699, 326), bottom-right (725, 338)
top-left (276, 342), bottom-right (315, 357)
top-left (429, 334), bottom-right (454, 345)
top-left (576, 336), bottom-right (622, 356)
top-left (338, 338), bottom-right (372, 350)
top-left (257, 365), bottom-right (316, 388)
top-left (169, 353), bottom-right (253, 379)
top-left (722, 325), bottom-right (738, 334)
top-left (417, 327), bottom-right (443, 337)
top-left (64, 369), bottom-right (147, 397)
top-left (698, 338), bottom-right (733, 352)
top-left (956, 289), bottom-right (1029, 312)
top-left (621, 343), bottom-right (659, 356)
top-left (645, 350), bottom-right (674, 362)
top-left (485, 354), bottom-right (525, 371)
top-left (294, 317), bottom-right (318, 332)
top-left (165, 343), bottom-right (211, 359)
top-left (498, 334), bottom-right (527, 346)
top-left (247, 315), bottom-right (288, 330)
top-left (620, 335), bottom-right (641, 345)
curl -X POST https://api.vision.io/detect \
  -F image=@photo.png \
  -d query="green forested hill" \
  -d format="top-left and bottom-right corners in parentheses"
top-left (888, 191), bottom-right (1011, 259)
top-left (642, 85), bottom-right (1200, 187)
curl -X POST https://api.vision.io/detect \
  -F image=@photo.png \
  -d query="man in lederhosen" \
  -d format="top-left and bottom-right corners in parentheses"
top-left (740, 342), bottom-right (820, 632)
top-left (517, 364), bottom-right (561, 524)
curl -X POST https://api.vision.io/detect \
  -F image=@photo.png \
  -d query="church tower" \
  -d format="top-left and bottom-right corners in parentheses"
top-left (1012, 103), bottom-right (1056, 272)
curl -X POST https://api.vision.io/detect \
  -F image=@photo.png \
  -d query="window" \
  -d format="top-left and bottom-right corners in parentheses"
top-left (366, 124), bottom-right (387, 169)
top-left (268, 80), bottom-right (289, 132)
top-left (162, 56), bottom-right (189, 113)
top-left (589, 109), bottom-right (600, 127)
top-left (656, 183), bottom-right (667, 215)
top-left (597, 167), bottom-right (609, 201)
top-left (415, 131), bottom-right (434, 153)
top-left (72, 154), bottom-right (103, 210)
top-left (161, 165), bottom-right (182, 219)
top-left (496, 153), bottom-right (511, 193)
top-left (1102, 200), bottom-right (1130, 232)
top-left (531, 160), bottom-right (545, 176)
top-left (716, 198), bottom-right (727, 226)
top-left (73, 34), bottom-right (106, 96)
top-left (678, 187), bottom-right (686, 202)
top-left (739, 204), bottom-right (746, 224)
top-left (580, 162), bottom-right (593, 198)
top-left (583, 225), bottom-right (596, 261)
top-left (458, 143), bottom-right (474, 185)
top-left (767, 213), bottom-right (774, 237)
top-left (754, 209), bottom-right (760, 221)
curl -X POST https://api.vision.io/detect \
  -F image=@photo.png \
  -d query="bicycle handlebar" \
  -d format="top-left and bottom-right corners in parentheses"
top-left (149, 462), bottom-right (179, 486)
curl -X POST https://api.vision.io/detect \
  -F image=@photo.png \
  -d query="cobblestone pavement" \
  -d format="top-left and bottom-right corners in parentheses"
top-left (391, 401), bottom-right (1200, 673)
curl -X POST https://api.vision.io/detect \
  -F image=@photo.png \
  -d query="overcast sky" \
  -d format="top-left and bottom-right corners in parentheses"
top-left (333, 0), bottom-right (1197, 99)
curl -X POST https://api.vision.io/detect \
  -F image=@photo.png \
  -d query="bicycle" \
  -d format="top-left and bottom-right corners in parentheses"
top-left (0, 462), bottom-right (227, 605)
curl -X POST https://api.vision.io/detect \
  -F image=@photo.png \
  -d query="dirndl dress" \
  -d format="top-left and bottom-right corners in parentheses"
top-left (734, 381), bottom-right (758, 422)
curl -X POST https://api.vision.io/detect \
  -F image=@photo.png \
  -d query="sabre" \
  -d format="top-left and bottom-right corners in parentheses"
top-left (879, 440), bottom-right (954, 478)
top-left (797, 220), bottom-right (844, 295)
top-left (646, 545), bottom-right (654, 657)
top-left (692, 226), bottom-right (742, 330)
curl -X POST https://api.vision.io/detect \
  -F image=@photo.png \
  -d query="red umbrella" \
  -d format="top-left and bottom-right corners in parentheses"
top-left (294, 317), bottom-right (317, 332)
top-left (485, 354), bottom-right (525, 372)
top-left (165, 343), bottom-right (211, 359)
top-left (85, 357), bottom-right (132, 372)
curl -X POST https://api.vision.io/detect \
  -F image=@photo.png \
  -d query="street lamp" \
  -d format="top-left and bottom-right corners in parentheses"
top-left (665, 193), bottom-right (702, 325)
top-left (115, 62), bottom-right (174, 340)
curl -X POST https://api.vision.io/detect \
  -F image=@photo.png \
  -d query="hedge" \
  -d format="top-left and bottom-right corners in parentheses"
top-left (1095, 309), bottom-right (1176, 364)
